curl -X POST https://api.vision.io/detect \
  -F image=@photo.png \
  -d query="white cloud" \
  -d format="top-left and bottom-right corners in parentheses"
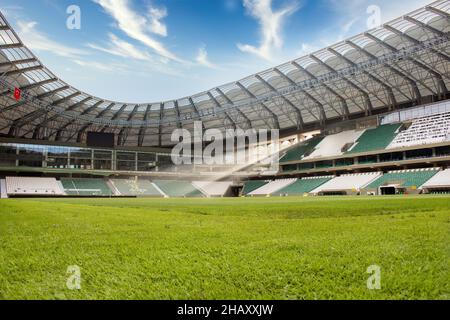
top-left (87, 33), bottom-right (154, 61)
top-left (195, 46), bottom-right (218, 69)
top-left (93, 0), bottom-right (182, 62)
top-left (237, 0), bottom-right (300, 61)
top-left (148, 6), bottom-right (168, 37)
top-left (73, 59), bottom-right (122, 72)
top-left (16, 20), bottom-right (88, 59)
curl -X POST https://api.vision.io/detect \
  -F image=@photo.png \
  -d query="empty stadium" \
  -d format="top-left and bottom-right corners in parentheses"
top-left (0, 1), bottom-right (449, 300)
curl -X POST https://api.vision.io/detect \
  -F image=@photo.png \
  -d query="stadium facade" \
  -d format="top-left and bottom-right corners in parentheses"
top-left (1, 0), bottom-right (450, 198)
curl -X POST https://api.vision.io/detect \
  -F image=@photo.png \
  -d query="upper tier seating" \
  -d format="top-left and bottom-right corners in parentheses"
top-left (304, 130), bottom-right (365, 160)
top-left (111, 179), bottom-right (163, 197)
top-left (388, 112), bottom-right (450, 149)
top-left (192, 181), bottom-right (232, 197)
top-left (274, 177), bottom-right (332, 196)
top-left (61, 178), bottom-right (113, 196)
top-left (311, 173), bottom-right (381, 194)
top-left (6, 177), bottom-right (64, 196)
top-left (280, 136), bottom-right (324, 163)
top-left (153, 180), bottom-right (204, 197)
top-left (347, 124), bottom-right (401, 154)
top-left (248, 179), bottom-right (297, 196)
top-left (366, 168), bottom-right (440, 190)
top-left (422, 169), bottom-right (450, 188)
top-left (242, 180), bottom-right (268, 195)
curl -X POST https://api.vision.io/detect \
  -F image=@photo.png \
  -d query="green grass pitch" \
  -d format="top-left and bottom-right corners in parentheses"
top-left (0, 196), bottom-right (449, 300)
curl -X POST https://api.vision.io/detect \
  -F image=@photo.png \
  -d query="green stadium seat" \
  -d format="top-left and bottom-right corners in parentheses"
top-left (347, 124), bottom-right (401, 154)
top-left (60, 178), bottom-right (113, 196)
top-left (273, 177), bottom-right (332, 195)
top-left (153, 180), bottom-right (204, 197)
top-left (280, 136), bottom-right (323, 163)
top-left (242, 180), bottom-right (268, 195)
top-left (366, 169), bottom-right (439, 190)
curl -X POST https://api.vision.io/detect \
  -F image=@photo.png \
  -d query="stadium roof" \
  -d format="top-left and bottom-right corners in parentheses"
top-left (1, 0), bottom-right (450, 147)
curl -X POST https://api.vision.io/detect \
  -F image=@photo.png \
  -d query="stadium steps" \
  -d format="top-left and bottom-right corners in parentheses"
top-left (346, 124), bottom-right (401, 154)
top-left (153, 180), bottom-right (204, 198)
top-left (279, 136), bottom-right (323, 163)
top-left (366, 168), bottom-right (440, 190)
top-left (304, 130), bottom-right (365, 160)
top-left (273, 177), bottom-right (333, 196)
top-left (0, 179), bottom-right (8, 198)
top-left (60, 178), bottom-right (113, 196)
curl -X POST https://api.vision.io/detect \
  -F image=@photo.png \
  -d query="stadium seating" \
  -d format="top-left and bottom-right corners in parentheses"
top-left (60, 178), bottom-right (113, 196)
top-left (153, 180), bottom-right (204, 197)
top-left (192, 181), bottom-right (232, 197)
top-left (280, 136), bottom-right (323, 162)
top-left (274, 177), bottom-right (332, 196)
top-left (422, 169), bottom-right (450, 189)
top-left (388, 112), bottom-right (450, 149)
top-left (248, 179), bottom-right (297, 196)
top-left (0, 179), bottom-right (8, 198)
top-left (304, 130), bottom-right (365, 160)
top-left (6, 177), bottom-right (65, 196)
top-left (366, 168), bottom-right (440, 190)
top-left (111, 179), bottom-right (164, 197)
top-left (242, 180), bottom-right (269, 195)
top-left (311, 173), bottom-right (381, 194)
top-left (347, 124), bottom-right (401, 154)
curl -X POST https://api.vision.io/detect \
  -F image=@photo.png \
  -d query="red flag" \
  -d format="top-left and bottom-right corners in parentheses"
top-left (13, 88), bottom-right (21, 101)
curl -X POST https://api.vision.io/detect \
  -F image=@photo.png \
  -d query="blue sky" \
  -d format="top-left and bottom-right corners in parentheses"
top-left (1, 0), bottom-right (433, 103)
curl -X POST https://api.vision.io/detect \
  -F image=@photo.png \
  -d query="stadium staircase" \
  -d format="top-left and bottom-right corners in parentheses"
top-left (273, 176), bottom-right (333, 196)
top-left (366, 168), bottom-right (440, 190)
top-left (346, 124), bottom-right (401, 154)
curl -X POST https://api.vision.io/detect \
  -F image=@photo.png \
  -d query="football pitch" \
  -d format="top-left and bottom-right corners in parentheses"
top-left (0, 196), bottom-right (449, 300)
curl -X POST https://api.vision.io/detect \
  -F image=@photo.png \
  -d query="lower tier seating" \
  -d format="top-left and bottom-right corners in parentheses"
top-left (311, 173), bottom-right (381, 194)
top-left (153, 180), bottom-right (204, 197)
top-left (366, 168), bottom-right (440, 190)
top-left (249, 179), bottom-right (297, 196)
top-left (192, 181), bottom-right (232, 197)
top-left (422, 169), bottom-right (450, 188)
top-left (111, 179), bottom-right (163, 197)
top-left (61, 178), bottom-right (113, 196)
top-left (274, 177), bottom-right (332, 196)
top-left (242, 180), bottom-right (268, 195)
top-left (6, 177), bottom-right (64, 196)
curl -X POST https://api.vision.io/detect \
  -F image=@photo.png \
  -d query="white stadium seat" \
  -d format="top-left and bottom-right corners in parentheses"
top-left (6, 177), bottom-right (64, 196)
top-left (388, 112), bottom-right (450, 149)
top-left (422, 169), bottom-right (450, 188)
top-left (311, 173), bottom-right (381, 194)
top-left (304, 130), bottom-right (365, 160)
